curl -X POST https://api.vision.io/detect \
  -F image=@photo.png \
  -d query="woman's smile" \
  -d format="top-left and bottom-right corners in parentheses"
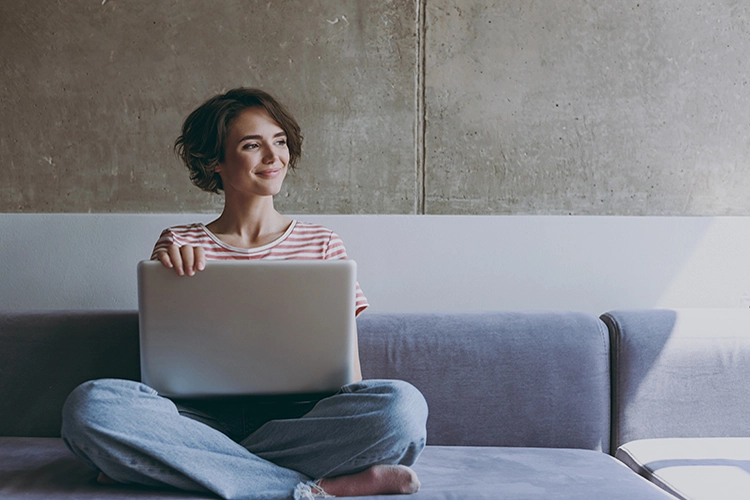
top-left (254, 167), bottom-right (283, 178)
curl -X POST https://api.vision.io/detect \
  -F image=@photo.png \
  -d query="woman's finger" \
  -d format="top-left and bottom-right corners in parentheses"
top-left (167, 244), bottom-right (184, 276)
top-left (195, 246), bottom-right (206, 272)
top-left (180, 245), bottom-right (196, 276)
top-left (155, 250), bottom-right (173, 268)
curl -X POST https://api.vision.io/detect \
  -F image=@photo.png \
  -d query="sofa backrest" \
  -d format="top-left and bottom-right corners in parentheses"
top-left (357, 311), bottom-right (611, 451)
top-left (603, 309), bottom-right (750, 453)
top-left (1, 309), bottom-right (612, 452)
top-left (0, 311), bottom-right (140, 437)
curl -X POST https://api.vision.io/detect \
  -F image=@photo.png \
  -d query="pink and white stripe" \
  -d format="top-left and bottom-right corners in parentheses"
top-left (151, 221), bottom-right (368, 315)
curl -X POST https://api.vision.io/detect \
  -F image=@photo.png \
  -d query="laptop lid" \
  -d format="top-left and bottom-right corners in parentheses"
top-left (137, 259), bottom-right (357, 398)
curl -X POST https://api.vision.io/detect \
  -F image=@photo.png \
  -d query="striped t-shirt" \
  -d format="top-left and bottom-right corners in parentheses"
top-left (151, 220), bottom-right (368, 316)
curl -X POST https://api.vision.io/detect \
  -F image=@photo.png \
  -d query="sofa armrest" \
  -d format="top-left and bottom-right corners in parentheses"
top-left (603, 308), bottom-right (750, 452)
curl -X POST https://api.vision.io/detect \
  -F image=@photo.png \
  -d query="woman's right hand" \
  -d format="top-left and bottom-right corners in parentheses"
top-left (155, 244), bottom-right (206, 276)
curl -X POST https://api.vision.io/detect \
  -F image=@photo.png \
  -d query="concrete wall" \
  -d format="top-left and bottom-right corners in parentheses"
top-left (3, 0), bottom-right (749, 215)
top-left (424, 0), bottom-right (750, 215)
top-left (1, 0), bottom-right (417, 214)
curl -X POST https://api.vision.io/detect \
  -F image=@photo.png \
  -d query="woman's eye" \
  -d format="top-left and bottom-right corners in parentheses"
top-left (242, 143), bottom-right (259, 150)
top-left (275, 139), bottom-right (287, 146)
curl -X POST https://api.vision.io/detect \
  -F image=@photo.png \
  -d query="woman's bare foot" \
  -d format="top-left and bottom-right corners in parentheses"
top-left (97, 472), bottom-right (119, 485)
top-left (317, 465), bottom-right (420, 496)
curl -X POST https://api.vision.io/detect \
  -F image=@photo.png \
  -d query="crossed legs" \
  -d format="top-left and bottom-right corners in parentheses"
top-left (61, 378), bottom-right (427, 500)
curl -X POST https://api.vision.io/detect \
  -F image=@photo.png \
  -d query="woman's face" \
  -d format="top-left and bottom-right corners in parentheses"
top-left (216, 107), bottom-right (290, 198)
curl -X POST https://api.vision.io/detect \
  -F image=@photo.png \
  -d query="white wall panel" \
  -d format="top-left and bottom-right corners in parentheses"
top-left (2, 215), bottom-right (749, 315)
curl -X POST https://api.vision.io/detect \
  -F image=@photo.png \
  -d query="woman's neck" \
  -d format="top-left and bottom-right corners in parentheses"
top-left (206, 196), bottom-right (292, 249)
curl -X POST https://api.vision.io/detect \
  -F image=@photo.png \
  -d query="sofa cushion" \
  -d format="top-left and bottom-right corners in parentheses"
top-left (358, 311), bottom-right (611, 451)
top-left (602, 309), bottom-right (750, 451)
top-left (0, 437), bottom-right (207, 499)
top-left (0, 311), bottom-right (140, 437)
top-left (409, 446), bottom-right (676, 500)
top-left (616, 437), bottom-right (750, 500)
top-left (0, 437), bottom-right (675, 499)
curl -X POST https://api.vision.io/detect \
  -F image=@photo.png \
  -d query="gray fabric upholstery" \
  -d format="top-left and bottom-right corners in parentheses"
top-left (602, 309), bottom-right (750, 452)
top-left (0, 311), bottom-right (140, 437)
top-left (0, 437), bottom-right (675, 500)
top-left (357, 312), bottom-right (611, 451)
top-left (616, 437), bottom-right (750, 500)
top-left (2, 309), bottom-right (677, 499)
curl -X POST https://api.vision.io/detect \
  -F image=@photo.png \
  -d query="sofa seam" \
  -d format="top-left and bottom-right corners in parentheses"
top-left (600, 312), bottom-right (621, 456)
top-left (594, 317), bottom-right (611, 454)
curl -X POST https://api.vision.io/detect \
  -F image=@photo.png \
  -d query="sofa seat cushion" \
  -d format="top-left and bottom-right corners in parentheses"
top-left (616, 437), bottom-right (750, 500)
top-left (1, 437), bottom-right (673, 499)
top-left (404, 446), bottom-right (675, 500)
top-left (0, 437), bottom-right (207, 499)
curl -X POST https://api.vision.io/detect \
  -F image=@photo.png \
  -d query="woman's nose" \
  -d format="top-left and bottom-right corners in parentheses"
top-left (261, 144), bottom-right (277, 163)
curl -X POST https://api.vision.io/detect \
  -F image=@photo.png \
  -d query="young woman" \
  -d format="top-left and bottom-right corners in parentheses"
top-left (61, 88), bottom-right (428, 500)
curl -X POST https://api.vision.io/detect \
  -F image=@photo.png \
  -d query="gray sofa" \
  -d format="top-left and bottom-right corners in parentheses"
top-left (603, 309), bottom-right (750, 500)
top-left (2, 309), bottom-right (748, 499)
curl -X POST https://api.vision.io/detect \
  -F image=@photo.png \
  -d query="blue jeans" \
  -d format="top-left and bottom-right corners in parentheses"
top-left (61, 378), bottom-right (427, 500)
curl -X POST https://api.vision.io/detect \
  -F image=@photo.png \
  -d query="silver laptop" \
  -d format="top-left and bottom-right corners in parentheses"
top-left (137, 259), bottom-right (357, 398)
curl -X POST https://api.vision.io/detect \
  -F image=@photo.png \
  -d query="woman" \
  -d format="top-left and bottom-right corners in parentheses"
top-left (61, 88), bottom-right (428, 500)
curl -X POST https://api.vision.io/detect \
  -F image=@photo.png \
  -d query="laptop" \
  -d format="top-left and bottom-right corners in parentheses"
top-left (137, 259), bottom-right (357, 398)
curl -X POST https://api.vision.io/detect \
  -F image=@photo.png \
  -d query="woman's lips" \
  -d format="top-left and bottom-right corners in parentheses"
top-left (255, 168), bottom-right (282, 178)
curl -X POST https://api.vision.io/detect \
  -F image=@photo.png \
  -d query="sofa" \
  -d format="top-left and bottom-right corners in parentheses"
top-left (1, 309), bottom-right (748, 499)
top-left (602, 309), bottom-right (750, 500)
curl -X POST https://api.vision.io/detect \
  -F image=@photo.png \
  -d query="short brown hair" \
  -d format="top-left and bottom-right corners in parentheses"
top-left (174, 88), bottom-right (303, 194)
